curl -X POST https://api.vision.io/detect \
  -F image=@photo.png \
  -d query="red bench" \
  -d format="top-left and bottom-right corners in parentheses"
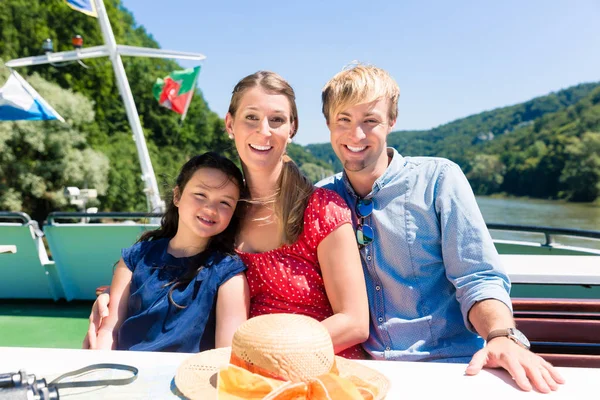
top-left (512, 298), bottom-right (600, 368)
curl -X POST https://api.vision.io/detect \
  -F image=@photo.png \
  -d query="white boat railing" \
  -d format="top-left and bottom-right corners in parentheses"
top-left (487, 223), bottom-right (600, 246)
top-left (1, 212), bottom-right (599, 301)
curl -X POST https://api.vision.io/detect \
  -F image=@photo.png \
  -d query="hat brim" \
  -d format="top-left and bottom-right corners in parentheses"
top-left (175, 347), bottom-right (390, 400)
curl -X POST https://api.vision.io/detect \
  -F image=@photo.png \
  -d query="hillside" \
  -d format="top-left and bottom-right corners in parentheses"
top-left (477, 86), bottom-right (600, 201)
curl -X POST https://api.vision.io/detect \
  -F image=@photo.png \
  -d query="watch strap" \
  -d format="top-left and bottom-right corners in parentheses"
top-left (487, 328), bottom-right (530, 349)
top-left (486, 328), bottom-right (512, 342)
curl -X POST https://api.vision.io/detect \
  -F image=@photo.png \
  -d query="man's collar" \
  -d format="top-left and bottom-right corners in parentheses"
top-left (342, 148), bottom-right (404, 198)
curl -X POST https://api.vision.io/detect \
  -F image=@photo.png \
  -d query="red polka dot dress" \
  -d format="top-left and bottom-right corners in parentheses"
top-left (237, 188), bottom-right (368, 359)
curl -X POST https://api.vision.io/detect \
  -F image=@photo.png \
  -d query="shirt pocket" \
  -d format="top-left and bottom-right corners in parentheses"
top-left (386, 315), bottom-right (434, 351)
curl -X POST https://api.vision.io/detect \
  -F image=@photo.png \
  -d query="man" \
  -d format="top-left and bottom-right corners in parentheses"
top-left (317, 63), bottom-right (564, 393)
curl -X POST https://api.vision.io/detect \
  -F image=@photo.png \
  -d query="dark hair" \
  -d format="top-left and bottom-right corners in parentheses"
top-left (139, 152), bottom-right (246, 308)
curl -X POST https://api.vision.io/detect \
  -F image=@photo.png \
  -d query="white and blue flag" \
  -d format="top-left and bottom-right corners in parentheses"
top-left (0, 70), bottom-right (64, 122)
top-left (64, 0), bottom-right (97, 17)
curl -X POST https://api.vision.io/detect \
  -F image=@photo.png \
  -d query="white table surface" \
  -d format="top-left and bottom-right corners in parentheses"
top-left (0, 347), bottom-right (597, 399)
top-left (500, 255), bottom-right (600, 284)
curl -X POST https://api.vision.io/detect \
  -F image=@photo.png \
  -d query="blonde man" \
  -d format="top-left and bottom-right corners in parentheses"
top-left (318, 63), bottom-right (564, 393)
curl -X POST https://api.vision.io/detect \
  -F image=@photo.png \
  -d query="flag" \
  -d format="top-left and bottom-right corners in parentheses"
top-left (64, 0), bottom-right (98, 17)
top-left (0, 71), bottom-right (65, 122)
top-left (153, 66), bottom-right (201, 121)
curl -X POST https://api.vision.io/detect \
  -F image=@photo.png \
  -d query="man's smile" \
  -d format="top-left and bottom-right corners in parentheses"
top-left (346, 145), bottom-right (367, 153)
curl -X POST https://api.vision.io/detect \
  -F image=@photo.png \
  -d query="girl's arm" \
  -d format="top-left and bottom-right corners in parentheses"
top-left (94, 258), bottom-right (132, 350)
top-left (318, 223), bottom-right (370, 354)
top-left (214, 273), bottom-right (250, 348)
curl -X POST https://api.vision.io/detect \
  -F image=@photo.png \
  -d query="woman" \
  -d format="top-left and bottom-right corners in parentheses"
top-left (85, 71), bottom-right (369, 358)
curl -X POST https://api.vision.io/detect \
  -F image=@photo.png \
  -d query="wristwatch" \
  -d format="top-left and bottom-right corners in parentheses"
top-left (486, 328), bottom-right (531, 350)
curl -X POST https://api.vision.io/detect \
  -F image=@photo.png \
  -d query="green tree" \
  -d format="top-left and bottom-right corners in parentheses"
top-left (0, 0), bottom-right (240, 216)
top-left (299, 163), bottom-right (334, 183)
top-left (0, 67), bottom-right (109, 221)
top-left (466, 154), bottom-right (505, 195)
top-left (559, 132), bottom-right (600, 202)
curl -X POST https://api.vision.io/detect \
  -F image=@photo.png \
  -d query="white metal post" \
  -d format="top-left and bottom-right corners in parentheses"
top-left (94, 0), bottom-right (164, 212)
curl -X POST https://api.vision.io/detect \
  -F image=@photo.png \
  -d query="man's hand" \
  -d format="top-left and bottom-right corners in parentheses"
top-left (465, 337), bottom-right (565, 393)
top-left (81, 292), bottom-right (110, 349)
top-left (95, 327), bottom-right (116, 350)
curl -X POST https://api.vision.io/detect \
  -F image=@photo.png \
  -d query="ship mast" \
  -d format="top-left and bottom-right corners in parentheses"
top-left (5, 0), bottom-right (206, 213)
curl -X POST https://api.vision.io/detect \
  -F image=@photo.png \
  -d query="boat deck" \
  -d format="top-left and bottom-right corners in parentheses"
top-left (0, 300), bottom-right (91, 348)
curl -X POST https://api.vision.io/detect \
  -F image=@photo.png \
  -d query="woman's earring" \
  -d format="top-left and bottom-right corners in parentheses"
top-left (287, 137), bottom-right (292, 144)
top-left (228, 133), bottom-right (234, 140)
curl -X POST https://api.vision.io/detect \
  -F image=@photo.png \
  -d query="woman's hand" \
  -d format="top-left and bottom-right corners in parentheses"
top-left (82, 292), bottom-right (111, 349)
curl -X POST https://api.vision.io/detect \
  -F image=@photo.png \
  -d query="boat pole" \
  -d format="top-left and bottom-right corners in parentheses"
top-left (94, 0), bottom-right (164, 213)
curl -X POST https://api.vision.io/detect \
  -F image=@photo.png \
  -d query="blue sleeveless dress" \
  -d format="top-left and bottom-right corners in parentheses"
top-left (116, 238), bottom-right (246, 352)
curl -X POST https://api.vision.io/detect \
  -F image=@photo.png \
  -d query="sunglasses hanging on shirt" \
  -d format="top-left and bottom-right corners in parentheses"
top-left (355, 198), bottom-right (374, 246)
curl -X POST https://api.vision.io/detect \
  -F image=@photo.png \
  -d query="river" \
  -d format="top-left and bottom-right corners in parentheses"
top-left (476, 196), bottom-right (600, 251)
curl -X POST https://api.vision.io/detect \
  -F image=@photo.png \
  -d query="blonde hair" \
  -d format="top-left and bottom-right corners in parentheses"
top-left (229, 71), bottom-right (313, 244)
top-left (322, 63), bottom-right (400, 123)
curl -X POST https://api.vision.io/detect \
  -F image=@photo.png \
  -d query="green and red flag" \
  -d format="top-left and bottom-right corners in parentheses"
top-left (153, 66), bottom-right (200, 121)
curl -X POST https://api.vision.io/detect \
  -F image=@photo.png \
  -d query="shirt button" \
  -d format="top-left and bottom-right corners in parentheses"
top-left (378, 317), bottom-right (384, 322)
top-left (375, 286), bottom-right (381, 291)
top-left (367, 255), bottom-right (372, 261)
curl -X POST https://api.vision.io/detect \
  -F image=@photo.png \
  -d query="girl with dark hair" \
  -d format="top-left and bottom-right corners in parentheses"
top-left (93, 152), bottom-right (249, 352)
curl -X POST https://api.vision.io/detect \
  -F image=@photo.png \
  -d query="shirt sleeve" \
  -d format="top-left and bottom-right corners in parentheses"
top-left (305, 188), bottom-right (352, 248)
top-left (435, 162), bottom-right (513, 332)
top-left (217, 254), bottom-right (247, 284)
top-left (121, 241), bottom-right (146, 273)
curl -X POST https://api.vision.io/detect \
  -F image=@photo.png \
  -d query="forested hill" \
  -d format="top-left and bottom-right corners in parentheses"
top-left (0, 0), bottom-right (330, 220)
top-left (306, 82), bottom-right (600, 202)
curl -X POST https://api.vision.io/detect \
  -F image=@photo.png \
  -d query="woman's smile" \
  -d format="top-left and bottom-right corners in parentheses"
top-left (249, 143), bottom-right (273, 152)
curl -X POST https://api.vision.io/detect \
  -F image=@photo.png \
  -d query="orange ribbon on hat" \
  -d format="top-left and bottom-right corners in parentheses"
top-left (217, 354), bottom-right (377, 400)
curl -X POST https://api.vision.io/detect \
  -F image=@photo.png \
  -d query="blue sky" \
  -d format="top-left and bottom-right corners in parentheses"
top-left (121, 0), bottom-right (600, 146)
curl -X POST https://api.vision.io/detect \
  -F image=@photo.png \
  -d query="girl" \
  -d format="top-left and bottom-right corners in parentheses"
top-left (93, 152), bottom-right (249, 352)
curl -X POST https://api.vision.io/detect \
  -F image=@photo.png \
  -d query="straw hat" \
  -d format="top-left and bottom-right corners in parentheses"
top-left (175, 313), bottom-right (390, 399)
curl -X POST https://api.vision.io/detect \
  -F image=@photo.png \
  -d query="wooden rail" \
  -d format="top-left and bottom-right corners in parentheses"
top-left (512, 297), bottom-right (600, 367)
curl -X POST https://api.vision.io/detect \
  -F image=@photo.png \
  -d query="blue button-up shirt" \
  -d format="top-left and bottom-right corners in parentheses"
top-left (318, 148), bottom-right (512, 362)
